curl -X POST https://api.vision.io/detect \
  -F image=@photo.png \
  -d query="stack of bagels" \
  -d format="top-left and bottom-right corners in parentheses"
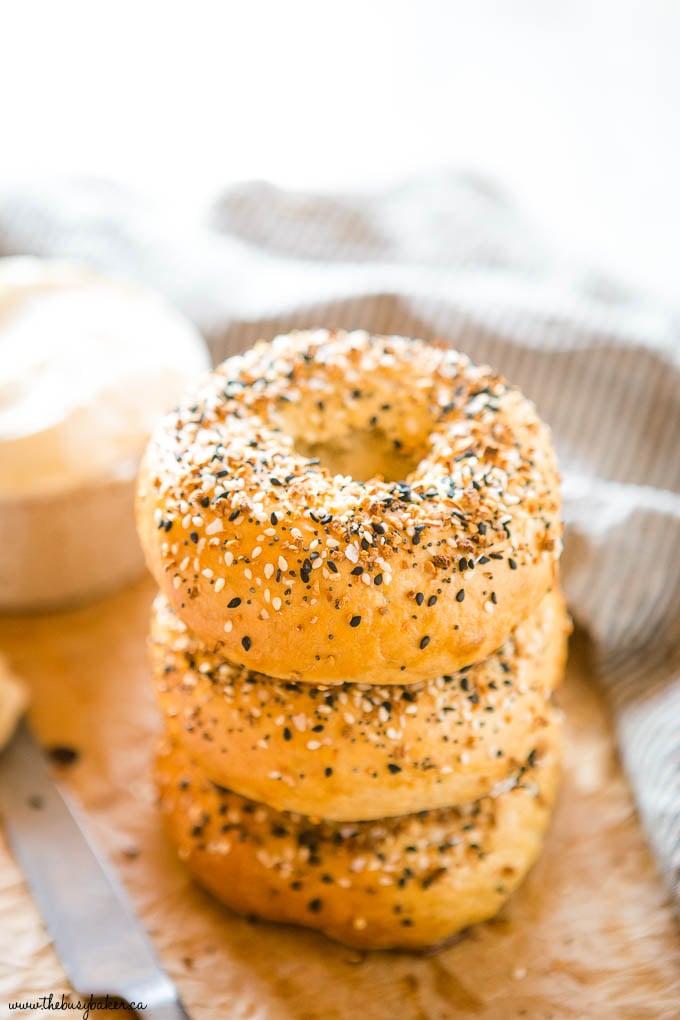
top-left (137, 329), bottom-right (568, 950)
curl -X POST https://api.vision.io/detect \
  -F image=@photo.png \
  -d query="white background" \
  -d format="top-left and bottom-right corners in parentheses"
top-left (0, 0), bottom-right (678, 304)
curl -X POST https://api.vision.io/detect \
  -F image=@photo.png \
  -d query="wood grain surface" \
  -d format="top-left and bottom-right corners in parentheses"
top-left (0, 575), bottom-right (678, 1018)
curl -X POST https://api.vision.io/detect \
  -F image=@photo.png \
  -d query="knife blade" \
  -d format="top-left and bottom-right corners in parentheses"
top-left (0, 720), bottom-right (190, 1019)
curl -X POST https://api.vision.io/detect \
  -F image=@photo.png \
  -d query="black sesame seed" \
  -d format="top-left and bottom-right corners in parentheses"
top-left (241, 636), bottom-right (252, 651)
top-left (374, 573), bottom-right (383, 585)
top-left (228, 509), bottom-right (240, 522)
top-left (508, 557), bottom-right (518, 570)
top-left (283, 727), bottom-right (292, 741)
top-left (48, 745), bottom-right (80, 767)
top-left (324, 767), bottom-right (333, 777)
top-left (189, 531), bottom-right (199, 544)
top-left (350, 616), bottom-right (361, 628)
top-left (419, 636), bottom-right (430, 650)
top-left (415, 592), bottom-right (424, 606)
top-left (351, 565), bottom-right (363, 576)
top-left (456, 589), bottom-right (465, 602)
top-left (458, 557), bottom-right (467, 572)
top-left (327, 561), bottom-right (338, 574)
top-left (427, 595), bottom-right (438, 606)
top-left (227, 597), bottom-right (241, 608)
top-left (388, 763), bottom-right (402, 774)
top-left (270, 512), bottom-right (278, 525)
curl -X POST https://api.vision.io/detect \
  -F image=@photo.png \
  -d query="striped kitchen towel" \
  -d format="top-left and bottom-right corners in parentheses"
top-left (1, 170), bottom-right (679, 912)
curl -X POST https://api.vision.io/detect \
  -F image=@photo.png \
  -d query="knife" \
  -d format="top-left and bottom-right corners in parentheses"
top-left (0, 720), bottom-right (190, 1019)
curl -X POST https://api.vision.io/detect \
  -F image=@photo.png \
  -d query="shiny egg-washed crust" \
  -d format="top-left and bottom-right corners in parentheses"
top-left (155, 712), bottom-right (562, 950)
top-left (138, 330), bottom-right (562, 684)
top-left (151, 588), bottom-right (568, 820)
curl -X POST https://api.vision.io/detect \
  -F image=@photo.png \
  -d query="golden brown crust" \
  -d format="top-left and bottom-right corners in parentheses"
top-left (155, 713), bottom-right (562, 950)
top-left (137, 330), bottom-right (562, 684)
top-left (151, 589), bottom-right (569, 820)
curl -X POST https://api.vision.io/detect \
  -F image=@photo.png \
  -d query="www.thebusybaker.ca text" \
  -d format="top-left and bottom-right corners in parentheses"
top-left (8, 992), bottom-right (147, 1019)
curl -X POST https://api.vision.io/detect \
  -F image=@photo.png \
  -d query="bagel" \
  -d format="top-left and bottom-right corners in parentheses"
top-left (151, 588), bottom-right (568, 820)
top-left (155, 712), bottom-right (562, 950)
top-left (137, 330), bottom-right (562, 685)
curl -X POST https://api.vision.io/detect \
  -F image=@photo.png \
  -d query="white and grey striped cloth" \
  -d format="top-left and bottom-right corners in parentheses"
top-left (1, 171), bottom-right (679, 913)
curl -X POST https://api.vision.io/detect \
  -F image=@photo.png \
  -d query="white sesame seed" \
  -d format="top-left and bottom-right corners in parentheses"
top-left (206, 519), bottom-right (223, 535)
top-left (264, 563), bottom-right (274, 579)
top-left (278, 556), bottom-right (288, 571)
top-left (306, 741), bottom-right (321, 751)
top-left (345, 544), bottom-right (359, 563)
top-left (224, 551), bottom-right (234, 566)
top-left (214, 577), bottom-right (225, 593)
top-left (272, 597), bottom-right (282, 611)
top-left (252, 546), bottom-right (262, 558)
top-left (223, 620), bottom-right (233, 633)
top-left (201, 568), bottom-right (213, 579)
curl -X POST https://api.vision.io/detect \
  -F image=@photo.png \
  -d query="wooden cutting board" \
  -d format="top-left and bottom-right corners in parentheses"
top-left (0, 575), bottom-right (678, 1019)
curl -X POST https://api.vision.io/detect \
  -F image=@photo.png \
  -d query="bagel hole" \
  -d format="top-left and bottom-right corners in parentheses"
top-left (294, 429), bottom-right (425, 483)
